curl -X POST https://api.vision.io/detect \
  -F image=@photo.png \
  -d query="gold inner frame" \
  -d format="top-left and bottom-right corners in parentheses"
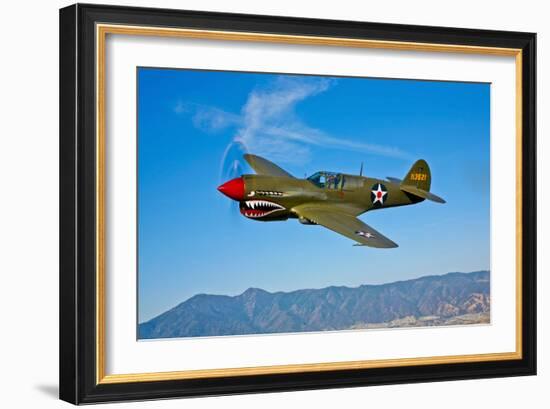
top-left (95, 23), bottom-right (523, 385)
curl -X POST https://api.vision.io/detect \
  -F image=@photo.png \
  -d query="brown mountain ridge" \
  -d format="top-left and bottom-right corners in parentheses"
top-left (139, 270), bottom-right (490, 339)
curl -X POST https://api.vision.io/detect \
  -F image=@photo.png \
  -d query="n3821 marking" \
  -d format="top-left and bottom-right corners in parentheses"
top-left (410, 173), bottom-right (427, 181)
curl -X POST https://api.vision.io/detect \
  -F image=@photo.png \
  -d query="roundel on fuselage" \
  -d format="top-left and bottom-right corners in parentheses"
top-left (371, 183), bottom-right (388, 206)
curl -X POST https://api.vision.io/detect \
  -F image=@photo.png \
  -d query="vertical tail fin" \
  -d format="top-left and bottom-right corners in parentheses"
top-left (402, 159), bottom-right (431, 191)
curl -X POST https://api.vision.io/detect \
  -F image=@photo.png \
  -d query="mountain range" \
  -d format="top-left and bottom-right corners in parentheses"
top-left (138, 270), bottom-right (490, 339)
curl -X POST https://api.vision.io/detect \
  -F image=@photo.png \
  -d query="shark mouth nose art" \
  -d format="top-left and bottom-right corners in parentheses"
top-left (239, 200), bottom-right (285, 218)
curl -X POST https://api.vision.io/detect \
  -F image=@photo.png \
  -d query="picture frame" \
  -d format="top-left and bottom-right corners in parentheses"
top-left (59, 3), bottom-right (536, 404)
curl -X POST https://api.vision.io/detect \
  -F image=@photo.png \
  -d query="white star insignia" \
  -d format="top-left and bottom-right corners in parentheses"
top-left (356, 230), bottom-right (374, 239)
top-left (372, 184), bottom-right (387, 205)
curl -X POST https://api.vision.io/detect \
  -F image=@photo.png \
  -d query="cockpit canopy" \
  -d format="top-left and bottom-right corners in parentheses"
top-left (307, 171), bottom-right (344, 189)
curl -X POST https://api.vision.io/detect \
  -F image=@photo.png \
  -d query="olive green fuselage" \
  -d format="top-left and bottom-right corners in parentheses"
top-left (240, 173), bottom-right (423, 222)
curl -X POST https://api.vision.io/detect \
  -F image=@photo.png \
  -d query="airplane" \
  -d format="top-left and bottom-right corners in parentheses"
top-left (217, 154), bottom-right (445, 248)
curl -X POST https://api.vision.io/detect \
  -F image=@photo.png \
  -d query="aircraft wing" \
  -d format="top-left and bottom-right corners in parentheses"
top-left (293, 205), bottom-right (398, 248)
top-left (243, 154), bottom-right (294, 178)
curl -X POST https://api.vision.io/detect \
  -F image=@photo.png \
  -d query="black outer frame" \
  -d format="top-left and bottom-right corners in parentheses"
top-left (59, 3), bottom-right (536, 405)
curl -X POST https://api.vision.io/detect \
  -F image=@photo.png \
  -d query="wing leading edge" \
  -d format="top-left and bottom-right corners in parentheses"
top-left (243, 154), bottom-right (294, 178)
top-left (293, 205), bottom-right (398, 248)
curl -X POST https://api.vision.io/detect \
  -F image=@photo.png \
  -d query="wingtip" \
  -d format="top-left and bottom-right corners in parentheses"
top-left (243, 153), bottom-right (256, 167)
top-left (381, 239), bottom-right (399, 248)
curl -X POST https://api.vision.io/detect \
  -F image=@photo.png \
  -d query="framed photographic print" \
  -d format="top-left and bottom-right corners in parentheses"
top-left (59, 3), bottom-right (536, 404)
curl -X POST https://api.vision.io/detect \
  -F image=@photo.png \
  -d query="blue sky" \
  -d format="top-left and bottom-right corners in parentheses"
top-left (137, 68), bottom-right (490, 323)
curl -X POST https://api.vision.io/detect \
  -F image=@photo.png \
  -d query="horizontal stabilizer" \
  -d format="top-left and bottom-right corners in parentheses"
top-left (386, 176), bottom-right (402, 184)
top-left (400, 185), bottom-right (446, 204)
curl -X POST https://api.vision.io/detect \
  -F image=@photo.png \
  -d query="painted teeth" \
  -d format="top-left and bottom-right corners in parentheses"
top-left (241, 200), bottom-right (285, 219)
top-left (244, 200), bottom-right (283, 210)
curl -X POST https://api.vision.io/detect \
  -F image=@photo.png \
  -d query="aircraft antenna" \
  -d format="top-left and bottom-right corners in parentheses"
top-left (359, 162), bottom-right (363, 176)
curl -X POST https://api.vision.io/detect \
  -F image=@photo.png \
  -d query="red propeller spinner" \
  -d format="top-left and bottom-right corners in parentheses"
top-left (217, 177), bottom-right (245, 201)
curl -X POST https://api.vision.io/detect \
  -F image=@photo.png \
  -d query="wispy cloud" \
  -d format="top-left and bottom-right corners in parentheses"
top-left (174, 102), bottom-right (241, 133)
top-left (192, 107), bottom-right (241, 133)
top-left (176, 76), bottom-right (410, 165)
